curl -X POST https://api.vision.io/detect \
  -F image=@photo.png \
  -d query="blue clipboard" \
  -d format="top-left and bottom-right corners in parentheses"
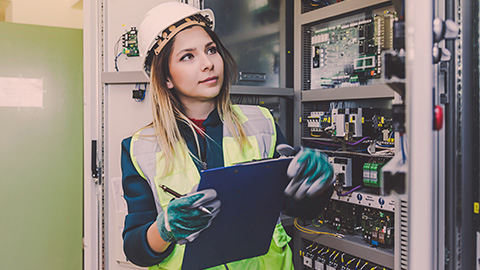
top-left (182, 157), bottom-right (293, 270)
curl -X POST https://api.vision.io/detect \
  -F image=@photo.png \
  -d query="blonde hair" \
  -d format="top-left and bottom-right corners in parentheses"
top-left (145, 25), bottom-right (249, 176)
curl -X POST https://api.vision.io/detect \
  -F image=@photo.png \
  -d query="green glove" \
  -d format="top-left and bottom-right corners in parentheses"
top-left (277, 144), bottom-right (334, 200)
top-left (156, 189), bottom-right (220, 244)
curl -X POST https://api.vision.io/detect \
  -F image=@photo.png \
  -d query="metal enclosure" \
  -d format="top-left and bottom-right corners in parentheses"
top-left (84, 0), bottom-right (480, 269)
top-left (84, 0), bottom-right (293, 269)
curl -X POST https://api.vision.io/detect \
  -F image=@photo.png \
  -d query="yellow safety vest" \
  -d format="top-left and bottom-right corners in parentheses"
top-left (130, 105), bottom-right (293, 270)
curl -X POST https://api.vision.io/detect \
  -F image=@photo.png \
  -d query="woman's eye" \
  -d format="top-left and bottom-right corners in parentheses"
top-left (180, 53), bottom-right (194, 61)
top-left (207, 46), bottom-right (217, 55)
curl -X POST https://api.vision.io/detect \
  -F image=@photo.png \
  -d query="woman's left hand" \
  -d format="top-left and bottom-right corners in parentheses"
top-left (277, 144), bottom-right (334, 200)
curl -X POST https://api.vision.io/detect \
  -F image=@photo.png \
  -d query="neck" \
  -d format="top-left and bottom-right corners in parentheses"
top-left (183, 100), bottom-right (216, 119)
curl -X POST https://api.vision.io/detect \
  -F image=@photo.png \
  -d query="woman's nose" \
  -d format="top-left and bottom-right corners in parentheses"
top-left (200, 54), bottom-right (214, 71)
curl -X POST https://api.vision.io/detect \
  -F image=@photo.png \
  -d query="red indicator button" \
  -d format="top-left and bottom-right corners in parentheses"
top-left (434, 105), bottom-right (443, 130)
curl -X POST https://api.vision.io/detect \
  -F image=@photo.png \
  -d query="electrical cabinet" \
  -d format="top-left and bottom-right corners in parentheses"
top-left (290, 0), bottom-right (479, 269)
top-left (84, 1), bottom-right (293, 269)
top-left (292, 1), bottom-right (403, 269)
top-left (84, 0), bottom-right (479, 269)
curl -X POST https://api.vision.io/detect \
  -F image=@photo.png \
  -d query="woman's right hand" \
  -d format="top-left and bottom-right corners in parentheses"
top-left (156, 189), bottom-right (221, 245)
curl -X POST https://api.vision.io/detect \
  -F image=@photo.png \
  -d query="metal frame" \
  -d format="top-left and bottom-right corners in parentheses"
top-left (83, 0), bottom-right (103, 269)
top-left (295, 228), bottom-right (395, 269)
top-left (444, 0), bottom-right (479, 268)
top-left (405, 0), bottom-right (435, 269)
top-left (458, 0), bottom-right (478, 268)
top-left (302, 85), bottom-right (395, 102)
top-left (433, 1), bottom-right (447, 269)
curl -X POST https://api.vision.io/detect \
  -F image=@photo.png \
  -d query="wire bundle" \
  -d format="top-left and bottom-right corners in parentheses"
top-left (294, 218), bottom-right (344, 238)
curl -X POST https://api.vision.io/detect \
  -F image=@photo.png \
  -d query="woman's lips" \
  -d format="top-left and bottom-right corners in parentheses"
top-left (199, 76), bottom-right (218, 84)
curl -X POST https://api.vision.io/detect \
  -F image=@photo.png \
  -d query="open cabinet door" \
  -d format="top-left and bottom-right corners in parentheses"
top-left (83, 1), bottom-right (170, 269)
top-left (0, 22), bottom-right (83, 269)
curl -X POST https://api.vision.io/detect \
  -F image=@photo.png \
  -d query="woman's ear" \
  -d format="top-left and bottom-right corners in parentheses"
top-left (166, 78), bottom-right (174, 89)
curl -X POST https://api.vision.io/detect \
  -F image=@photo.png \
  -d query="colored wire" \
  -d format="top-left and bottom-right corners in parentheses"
top-left (307, 137), bottom-right (371, 150)
top-left (332, 252), bottom-right (339, 262)
top-left (310, 140), bottom-right (343, 148)
top-left (322, 149), bottom-right (393, 158)
top-left (312, 219), bottom-right (324, 227)
top-left (346, 136), bottom-right (370, 145)
top-left (114, 52), bottom-right (122, 72)
top-left (356, 259), bottom-right (361, 270)
top-left (320, 248), bottom-right (330, 256)
top-left (337, 185), bottom-right (362, 196)
top-left (114, 35), bottom-right (123, 72)
top-left (367, 145), bottom-right (395, 156)
top-left (360, 262), bottom-right (369, 270)
top-left (400, 134), bottom-right (406, 163)
top-left (375, 143), bottom-right (394, 148)
top-left (329, 250), bottom-right (337, 260)
top-left (346, 258), bottom-right (356, 266)
top-left (294, 218), bottom-right (344, 238)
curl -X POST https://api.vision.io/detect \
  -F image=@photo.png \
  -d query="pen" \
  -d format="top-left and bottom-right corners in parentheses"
top-left (159, 184), bottom-right (212, 214)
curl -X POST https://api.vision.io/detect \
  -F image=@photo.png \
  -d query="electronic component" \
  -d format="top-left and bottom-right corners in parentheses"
top-left (306, 107), bottom-right (392, 141)
top-left (329, 157), bottom-right (353, 187)
top-left (132, 84), bottom-right (147, 102)
top-left (363, 161), bottom-right (385, 188)
top-left (347, 108), bottom-right (362, 137)
top-left (122, 27), bottom-right (139, 57)
top-left (314, 248), bottom-right (329, 269)
top-left (307, 111), bottom-right (331, 132)
top-left (383, 50), bottom-right (406, 82)
top-left (361, 207), bottom-right (394, 247)
top-left (381, 153), bottom-right (407, 195)
top-left (326, 250), bottom-right (340, 269)
top-left (354, 55), bottom-right (376, 70)
top-left (310, 12), bottom-right (397, 89)
top-left (331, 108), bottom-right (346, 137)
top-left (238, 71), bottom-right (266, 82)
top-left (319, 199), bottom-right (395, 247)
top-left (320, 200), bottom-right (361, 234)
top-left (132, 89), bottom-right (145, 101)
top-left (303, 244), bottom-right (315, 268)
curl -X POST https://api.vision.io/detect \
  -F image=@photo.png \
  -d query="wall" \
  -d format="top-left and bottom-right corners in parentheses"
top-left (1, 0), bottom-right (82, 29)
top-left (0, 22), bottom-right (83, 269)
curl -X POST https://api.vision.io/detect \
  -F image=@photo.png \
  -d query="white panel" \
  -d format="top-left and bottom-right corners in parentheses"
top-left (104, 0), bottom-right (174, 73)
top-left (406, 0), bottom-right (435, 268)
top-left (104, 83), bottom-right (152, 270)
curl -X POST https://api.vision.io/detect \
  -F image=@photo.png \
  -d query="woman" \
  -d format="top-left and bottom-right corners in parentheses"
top-left (121, 2), bottom-right (333, 269)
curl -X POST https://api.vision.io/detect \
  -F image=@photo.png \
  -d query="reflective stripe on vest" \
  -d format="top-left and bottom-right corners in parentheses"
top-left (130, 105), bottom-right (277, 212)
top-left (222, 105), bottom-right (276, 166)
top-left (130, 105), bottom-right (292, 270)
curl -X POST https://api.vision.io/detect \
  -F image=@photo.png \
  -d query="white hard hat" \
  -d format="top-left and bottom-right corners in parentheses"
top-left (138, 2), bottom-right (215, 76)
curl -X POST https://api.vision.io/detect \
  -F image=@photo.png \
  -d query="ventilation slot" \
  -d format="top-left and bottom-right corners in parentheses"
top-left (302, 25), bottom-right (312, 91)
top-left (399, 198), bottom-right (409, 270)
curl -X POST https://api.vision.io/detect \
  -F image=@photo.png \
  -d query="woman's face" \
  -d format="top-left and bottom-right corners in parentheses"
top-left (166, 26), bottom-right (224, 107)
